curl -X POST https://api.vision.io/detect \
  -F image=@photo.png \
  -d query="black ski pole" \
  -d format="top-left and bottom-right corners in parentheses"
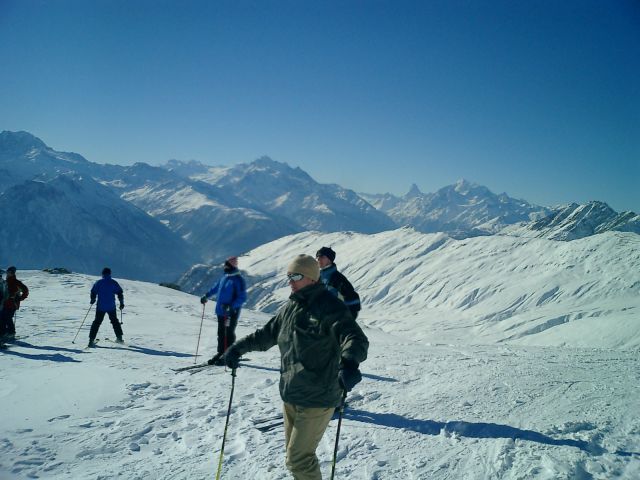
top-left (72, 304), bottom-right (94, 344)
top-left (215, 368), bottom-right (237, 480)
top-left (330, 390), bottom-right (348, 480)
top-left (194, 304), bottom-right (206, 364)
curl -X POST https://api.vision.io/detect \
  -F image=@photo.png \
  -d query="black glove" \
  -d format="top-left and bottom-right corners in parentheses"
top-left (223, 347), bottom-right (241, 369)
top-left (338, 358), bottom-right (362, 392)
top-left (119, 303), bottom-right (124, 310)
top-left (200, 295), bottom-right (208, 304)
top-left (90, 299), bottom-right (95, 305)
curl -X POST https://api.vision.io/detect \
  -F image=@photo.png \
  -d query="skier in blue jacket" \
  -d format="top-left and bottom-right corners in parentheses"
top-left (88, 267), bottom-right (124, 347)
top-left (200, 256), bottom-right (247, 365)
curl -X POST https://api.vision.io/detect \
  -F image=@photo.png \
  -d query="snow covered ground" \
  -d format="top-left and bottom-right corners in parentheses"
top-left (1, 231), bottom-right (639, 479)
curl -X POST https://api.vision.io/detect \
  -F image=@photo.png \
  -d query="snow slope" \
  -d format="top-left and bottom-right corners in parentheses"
top-left (230, 228), bottom-right (640, 349)
top-left (1, 269), bottom-right (638, 479)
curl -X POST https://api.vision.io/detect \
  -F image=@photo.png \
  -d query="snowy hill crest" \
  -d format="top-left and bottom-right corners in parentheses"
top-left (502, 201), bottom-right (640, 240)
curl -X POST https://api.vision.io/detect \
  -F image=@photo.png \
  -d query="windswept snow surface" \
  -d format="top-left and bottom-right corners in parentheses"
top-left (1, 268), bottom-right (639, 479)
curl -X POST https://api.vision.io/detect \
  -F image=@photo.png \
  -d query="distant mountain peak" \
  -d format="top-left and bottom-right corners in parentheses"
top-left (453, 178), bottom-right (477, 194)
top-left (0, 130), bottom-right (48, 151)
top-left (250, 156), bottom-right (294, 172)
top-left (405, 183), bottom-right (423, 198)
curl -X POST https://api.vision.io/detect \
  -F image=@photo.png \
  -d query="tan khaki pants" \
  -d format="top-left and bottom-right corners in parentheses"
top-left (283, 402), bottom-right (334, 480)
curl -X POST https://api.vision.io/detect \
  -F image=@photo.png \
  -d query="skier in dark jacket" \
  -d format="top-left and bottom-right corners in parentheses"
top-left (0, 266), bottom-right (29, 342)
top-left (88, 267), bottom-right (124, 347)
top-left (223, 254), bottom-right (368, 480)
top-left (316, 246), bottom-right (361, 320)
top-left (200, 256), bottom-right (247, 366)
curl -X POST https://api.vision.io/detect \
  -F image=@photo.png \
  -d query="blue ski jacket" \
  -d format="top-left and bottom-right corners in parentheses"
top-left (205, 269), bottom-right (247, 316)
top-left (91, 275), bottom-right (124, 312)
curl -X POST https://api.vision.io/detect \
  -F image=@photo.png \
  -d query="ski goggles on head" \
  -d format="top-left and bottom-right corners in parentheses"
top-left (287, 273), bottom-right (304, 282)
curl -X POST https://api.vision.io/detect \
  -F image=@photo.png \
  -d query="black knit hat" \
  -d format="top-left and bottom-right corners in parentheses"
top-left (7, 266), bottom-right (16, 273)
top-left (102, 267), bottom-right (111, 276)
top-left (315, 247), bottom-right (336, 262)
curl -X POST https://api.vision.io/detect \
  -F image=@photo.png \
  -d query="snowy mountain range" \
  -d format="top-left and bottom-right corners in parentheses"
top-left (502, 201), bottom-right (640, 241)
top-left (1, 132), bottom-right (638, 477)
top-left (1, 130), bottom-right (638, 282)
top-left (360, 180), bottom-right (551, 238)
top-left (0, 172), bottom-right (196, 282)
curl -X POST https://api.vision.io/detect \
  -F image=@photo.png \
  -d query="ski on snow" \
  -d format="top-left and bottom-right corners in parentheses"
top-left (172, 358), bottom-right (251, 373)
top-left (172, 362), bottom-right (213, 372)
top-left (251, 414), bottom-right (284, 432)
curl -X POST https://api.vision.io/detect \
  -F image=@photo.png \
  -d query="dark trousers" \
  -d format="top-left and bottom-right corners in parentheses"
top-left (89, 310), bottom-right (123, 341)
top-left (0, 309), bottom-right (16, 337)
top-left (216, 312), bottom-right (239, 354)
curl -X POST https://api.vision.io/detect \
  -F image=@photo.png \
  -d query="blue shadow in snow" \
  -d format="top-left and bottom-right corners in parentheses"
top-left (97, 343), bottom-right (192, 358)
top-left (344, 409), bottom-right (607, 455)
top-left (0, 348), bottom-right (81, 363)
top-left (11, 340), bottom-right (85, 354)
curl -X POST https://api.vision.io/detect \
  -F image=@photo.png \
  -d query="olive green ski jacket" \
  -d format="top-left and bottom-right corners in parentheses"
top-left (233, 282), bottom-right (369, 408)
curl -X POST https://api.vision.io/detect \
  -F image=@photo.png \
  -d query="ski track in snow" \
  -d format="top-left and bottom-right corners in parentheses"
top-left (1, 271), bottom-right (639, 479)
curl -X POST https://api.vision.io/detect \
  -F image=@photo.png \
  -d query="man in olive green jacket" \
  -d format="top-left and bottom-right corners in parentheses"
top-left (224, 254), bottom-right (369, 480)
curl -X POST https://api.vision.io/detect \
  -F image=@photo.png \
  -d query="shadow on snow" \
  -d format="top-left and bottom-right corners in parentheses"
top-left (0, 348), bottom-right (81, 363)
top-left (344, 409), bottom-right (612, 456)
top-left (96, 343), bottom-right (192, 358)
top-left (11, 340), bottom-right (85, 354)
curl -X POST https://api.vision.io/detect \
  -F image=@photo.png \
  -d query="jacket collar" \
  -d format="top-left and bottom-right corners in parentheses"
top-left (290, 282), bottom-right (325, 304)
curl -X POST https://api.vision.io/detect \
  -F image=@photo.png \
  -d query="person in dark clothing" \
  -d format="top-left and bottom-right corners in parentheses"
top-left (88, 267), bottom-right (124, 347)
top-left (0, 266), bottom-right (29, 342)
top-left (222, 254), bottom-right (368, 480)
top-left (315, 247), bottom-right (361, 320)
top-left (0, 269), bottom-right (10, 346)
top-left (200, 256), bottom-right (247, 366)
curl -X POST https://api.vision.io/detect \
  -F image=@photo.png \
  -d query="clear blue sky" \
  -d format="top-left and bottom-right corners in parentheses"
top-left (1, 0), bottom-right (638, 212)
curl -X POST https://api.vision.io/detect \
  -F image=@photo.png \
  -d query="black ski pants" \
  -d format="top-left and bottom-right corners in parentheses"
top-left (216, 311), bottom-right (239, 354)
top-left (89, 310), bottom-right (123, 341)
top-left (0, 309), bottom-right (16, 337)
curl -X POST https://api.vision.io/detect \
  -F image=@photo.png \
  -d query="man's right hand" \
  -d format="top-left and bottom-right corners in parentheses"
top-left (223, 347), bottom-right (242, 369)
top-left (338, 358), bottom-right (362, 392)
top-left (200, 295), bottom-right (208, 304)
